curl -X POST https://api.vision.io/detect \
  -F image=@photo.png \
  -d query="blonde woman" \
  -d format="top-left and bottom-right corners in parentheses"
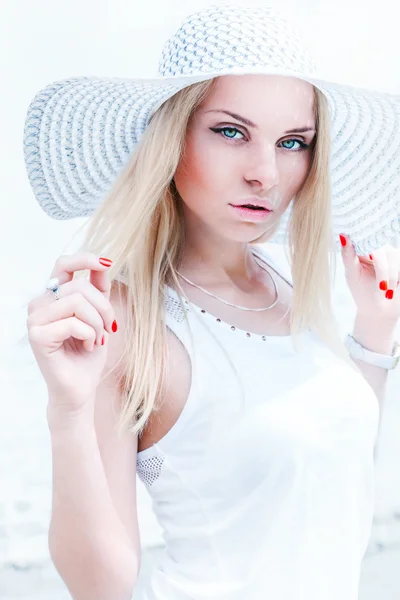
top-left (24, 5), bottom-right (400, 600)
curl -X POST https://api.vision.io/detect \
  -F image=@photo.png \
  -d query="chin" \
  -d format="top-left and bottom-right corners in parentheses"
top-left (221, 229), bottom-right (268, 244)
top-left (250, 226), bottom-right (279, 244)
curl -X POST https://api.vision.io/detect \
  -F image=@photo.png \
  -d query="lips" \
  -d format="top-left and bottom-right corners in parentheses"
top-left (231, 197), bottom-right (274, 211)
top-left (230, 203), bottom-right (271, 211)
top-left (229, 204), bottom-right (273, 222)
top-left (239, 204), bottom-right (269, 210)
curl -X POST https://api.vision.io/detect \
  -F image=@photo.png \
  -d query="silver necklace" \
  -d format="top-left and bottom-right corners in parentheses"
top-left (176, 255), bottom-right (279, 311)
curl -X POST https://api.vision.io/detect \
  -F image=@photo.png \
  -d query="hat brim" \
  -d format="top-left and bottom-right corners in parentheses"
top-left (23, 66), bottom-right (400, 254)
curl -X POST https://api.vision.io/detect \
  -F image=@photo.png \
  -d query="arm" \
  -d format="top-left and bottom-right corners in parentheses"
top-left (351, 314), bottom-right (396, 436)
top-left (47, 407), bottom-right (139, 600)
top-left (47, 283), bottom-right (140, 600)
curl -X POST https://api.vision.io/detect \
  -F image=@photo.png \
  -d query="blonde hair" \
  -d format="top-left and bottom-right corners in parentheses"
top-left (28, 76), bottom-right (358, 438)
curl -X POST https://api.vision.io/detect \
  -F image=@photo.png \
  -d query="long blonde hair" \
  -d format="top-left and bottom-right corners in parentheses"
top-left (43, 77), bottom-right (359, 438)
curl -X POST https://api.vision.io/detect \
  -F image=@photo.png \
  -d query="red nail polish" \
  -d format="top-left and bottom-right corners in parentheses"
top-left (379, 281), bottom-right (388, 291)
top-left (112, 319), bottom-right (118, 332)
top-left (101, 335), bottom-right (105, 345)
top-left (386, 290), bottom-right (394, 299)
top-left (99, 257), bottom-right (113, 266)
top-left (339, 235), bottom-right (347, 247)
top-left (369, 254), bottom-right (374, 260)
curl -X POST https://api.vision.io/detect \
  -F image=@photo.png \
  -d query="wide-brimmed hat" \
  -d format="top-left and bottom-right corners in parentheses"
top-left (23, 4), bottom-right (400, 255)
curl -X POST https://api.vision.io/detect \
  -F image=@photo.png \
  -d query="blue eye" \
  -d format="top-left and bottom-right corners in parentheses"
top-left (211, 127), bottom-right (309, 151)
top-left (211, 126), bottom-right (244, 140)
top-left (280, 139), bottom-right (308, 151)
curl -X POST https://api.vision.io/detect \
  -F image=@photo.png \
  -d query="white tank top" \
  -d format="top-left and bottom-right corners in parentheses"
top-left (117, 246), bottom-right (379, 600)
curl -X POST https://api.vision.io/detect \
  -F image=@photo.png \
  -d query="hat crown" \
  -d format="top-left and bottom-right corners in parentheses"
top-left (158, 5), bottom-right (317, 78)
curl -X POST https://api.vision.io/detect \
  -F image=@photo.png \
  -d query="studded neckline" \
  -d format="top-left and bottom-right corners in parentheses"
top-left (165, 248), bottom-right (308, 342)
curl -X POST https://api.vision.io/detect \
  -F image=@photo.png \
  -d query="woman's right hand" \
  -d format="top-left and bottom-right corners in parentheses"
top-left (27, 253), bottom-right (119, 415)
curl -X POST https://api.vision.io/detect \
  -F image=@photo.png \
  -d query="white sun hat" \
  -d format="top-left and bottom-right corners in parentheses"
top-left (23, 4), bottom-right (400, 255)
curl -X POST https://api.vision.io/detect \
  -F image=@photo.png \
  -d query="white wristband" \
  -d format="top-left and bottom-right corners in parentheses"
top-left (345, 333), bottom-right (400, 370)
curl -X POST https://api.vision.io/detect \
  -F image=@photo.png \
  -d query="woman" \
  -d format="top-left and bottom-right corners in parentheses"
top-left (24, 5), bottom-right (400, 600)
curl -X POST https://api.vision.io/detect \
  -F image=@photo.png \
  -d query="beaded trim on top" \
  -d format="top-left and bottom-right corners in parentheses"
top-left (164, 249), bottom-right (295, 342)
top-left (165, 287), bottom-right (281, 341)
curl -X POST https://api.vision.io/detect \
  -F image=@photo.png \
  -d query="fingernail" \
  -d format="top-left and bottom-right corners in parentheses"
top-left (386, 289), bottom-right (394, 299)
top-left (101, 335), bottom-right (105, 346)
top-left (339, 235), bottom-right (347, 247)
top-left (369, 254), bottom-right (374, 260)
top-left (379, 281), bottom-right (388, 291)
top-left (112, 319), bottom-right (118, 333)
top-left (99, 257), bottom-right (113, 266)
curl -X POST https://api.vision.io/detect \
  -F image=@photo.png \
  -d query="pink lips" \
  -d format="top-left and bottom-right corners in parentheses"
top-left (234, 196), bottom-right (275, 211)
top-left (229, 204), bottom-right (273, 222)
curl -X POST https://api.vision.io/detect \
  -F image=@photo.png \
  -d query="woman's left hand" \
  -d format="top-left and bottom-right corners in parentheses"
top-left (339, 234), bottom-right (400, 324)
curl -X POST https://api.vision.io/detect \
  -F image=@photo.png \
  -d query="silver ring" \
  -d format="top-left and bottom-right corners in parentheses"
top-left (46, 277), bottom-right (61, 300)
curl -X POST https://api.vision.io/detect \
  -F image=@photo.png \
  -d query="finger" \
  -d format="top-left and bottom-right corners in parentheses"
top-left (28, 292), bottom-right (108, 347)
top-left (30, 277), bottom-right (116, 336)
top-left (29, 316), bottom-right (98, 353)
top-left (369, 251), bottom-right (390, 297)
top-left (385, 249), bottom-right (399, 299)
top-left (339, 234), bottom-right (360, 276)
top-left (50, 252), bottom-right (113, 297)
top-left (89, 259), bottom-right (113, 301)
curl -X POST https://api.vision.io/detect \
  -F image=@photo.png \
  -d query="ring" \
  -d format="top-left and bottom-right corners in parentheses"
top-left (46, 277), bottom-right (60, 300)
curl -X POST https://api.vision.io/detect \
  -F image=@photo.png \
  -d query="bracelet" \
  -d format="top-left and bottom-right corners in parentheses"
top-left (345, 333), bottom-right (400, 370)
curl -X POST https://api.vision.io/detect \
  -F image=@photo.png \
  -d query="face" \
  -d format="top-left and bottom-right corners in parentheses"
top-left (173, 74), bottom-right (317, 243)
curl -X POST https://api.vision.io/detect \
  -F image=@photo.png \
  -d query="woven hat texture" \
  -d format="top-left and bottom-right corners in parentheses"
top-left (23, 4), bottom-right (400, 255)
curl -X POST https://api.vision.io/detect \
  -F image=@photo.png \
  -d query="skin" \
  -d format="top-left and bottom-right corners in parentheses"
top-left (173, 74), bottom-right (317, 291)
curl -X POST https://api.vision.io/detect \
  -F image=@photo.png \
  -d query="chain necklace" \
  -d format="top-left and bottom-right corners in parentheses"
top-left (176, 255), bottom-right (279, 311)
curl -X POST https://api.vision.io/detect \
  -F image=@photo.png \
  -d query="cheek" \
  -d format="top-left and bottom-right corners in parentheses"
top-left (174, 135), bottom-right (226, 195)
top-left (280, 154), bottom-right (311, 194)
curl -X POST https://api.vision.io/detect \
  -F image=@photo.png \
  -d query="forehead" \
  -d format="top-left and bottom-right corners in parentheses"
top-left (199, 74), bottom-right (316, 125)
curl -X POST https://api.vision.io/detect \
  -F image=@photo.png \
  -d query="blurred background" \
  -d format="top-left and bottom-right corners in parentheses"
top-left (1, 0), bottom-right (399, 598)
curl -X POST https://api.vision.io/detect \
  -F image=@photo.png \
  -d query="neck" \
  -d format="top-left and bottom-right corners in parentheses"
top-left (176, 243), bottom-right (263, 288)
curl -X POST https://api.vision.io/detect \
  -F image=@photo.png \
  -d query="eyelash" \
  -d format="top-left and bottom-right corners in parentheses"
top-left (210, 126), bottom-right (310, 151)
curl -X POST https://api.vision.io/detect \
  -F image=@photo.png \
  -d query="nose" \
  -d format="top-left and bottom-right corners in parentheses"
top-left (244, 146), bottom-right (279, 189)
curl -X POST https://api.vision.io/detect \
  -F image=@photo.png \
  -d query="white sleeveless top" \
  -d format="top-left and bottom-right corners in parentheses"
top-left (117, 246), bottom-right (379, 600)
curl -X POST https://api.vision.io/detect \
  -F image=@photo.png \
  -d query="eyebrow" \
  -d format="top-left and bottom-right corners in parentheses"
top-left (205, 109), bottom-right (316, 134)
